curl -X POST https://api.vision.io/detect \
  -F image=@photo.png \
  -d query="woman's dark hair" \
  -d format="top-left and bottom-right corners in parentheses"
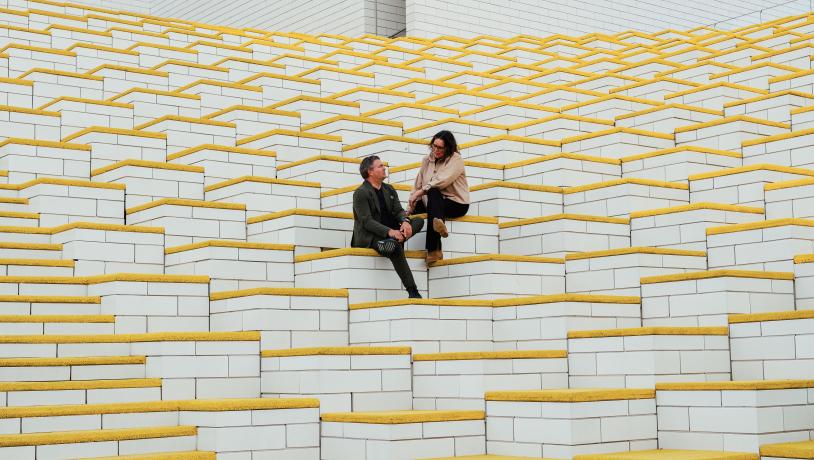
top-left (429, 130), bottom-right (458, 159)
top-left (359, 155), bottom-right (380, 179)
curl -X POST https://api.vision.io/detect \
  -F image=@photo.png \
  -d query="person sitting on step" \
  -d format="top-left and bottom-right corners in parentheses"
top-left (351, 155), bottom-right (425, 299)
top-left (406, 130), bottom-right (470, 265)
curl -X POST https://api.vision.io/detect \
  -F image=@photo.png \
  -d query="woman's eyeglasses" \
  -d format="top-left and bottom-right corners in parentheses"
top-left (430, 143), bottom-right (445, 151)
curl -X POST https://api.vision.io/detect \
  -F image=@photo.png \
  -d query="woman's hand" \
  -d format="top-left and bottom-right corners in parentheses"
top-left (408, 189), bottom-right (424, 210)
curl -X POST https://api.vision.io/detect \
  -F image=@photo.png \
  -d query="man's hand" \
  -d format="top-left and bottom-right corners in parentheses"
top-left (387, 228), bottom-right (405, 242)
top-left (400, 220), bottom-right (413, 239)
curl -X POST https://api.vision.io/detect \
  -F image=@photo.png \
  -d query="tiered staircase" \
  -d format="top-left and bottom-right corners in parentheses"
top-left (0, 1), bottom-right (812, 458)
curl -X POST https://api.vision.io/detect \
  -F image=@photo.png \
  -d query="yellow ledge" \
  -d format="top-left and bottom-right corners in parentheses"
top-left (294, 247), bottom-right (426, 262)
top-left (125, 198), bottom-right (245, 215)
top-left (572, 450), bottom-right (759, 460)
top-left (80, 451), bottom-right (216, 460)
top-left (742, 127), bottom-right (814, 147)
top-left (133, 114), bottom-right (236, 130)
top-left (706, 218), bottom-right (814, 235)
top-left (210, 287), bottom-right (348, 301)
top-left (166, 144), bottom-right (276, 161)
top-left (321, 410), bottom-right (484, 424)
top-left (568, 326), bottom-right (729, 339)
top-left (91, 159), bottom-right (204, 176)
top-left (459, 134), bottom-right (561, 149)
top-left (629, 203), bottom-right (765, 218)
top-left (0, 356), bottom-right (146, 367)
top-left (499, 214), bottom-right (630, 229)
top-left (562, 127), bottom-right (674, 144)
top-left (321, 183), bottom-right (410, 199)
top-left (165, 240), bottom-right (294, 254)
top-left (0, 138), bottom-right (91, 151)
top-left (673, 115), bottom-right (789, 134)
top-left (689, 163), bottom-right (814, 181)
top-left (0, 378), bottom-right (160, 392)
top-left (276, 154), bottom-right (364, 171)
top-left (246, 208), bottom-right (351, 224)
top-left (492, 294), bottom-right (640, 307)
top-left (729, 309), bottom-right (814, 324)
top-left (760, 440), bottom-right (814, 459)
top-left (349, 298), bottom-right (493, 310)
top-left (640, 269), bottom-right (794, 284)
top-left (505, 152), bottom-right (621, 168)
top-left (766, 176), bottom-right (814, 191)
top-left (0, 273), bottom-right (208, 284)
top-left (236, 128), bottom-right (342, 146)
top-left (0, 332), bottom-right (260, 344)
top-left (0, 425), bottom-right (198, 448)
top-left (262, 346), bottom-right (411, 357)
top-left (300, 114), bottom-right (403, 132)
top-left (342, 135), bottom-right (428, 152)
top-left (205, 176), bottom-right (319, 193)
top-left (655, 380), bottom-right (814, 391)
top-left (620, 146), bottom-right (741, 163)
top-left (564, 178), bottom-right (689, 194)
top-left (62, 126), bottom-right (167, 142)
top-left (0, 104), bottom-right (59, 117)
top-left (413, 350), bottom-right (567, 361)
top-left (432, 254), bottom-right (564, 266)
top-left (469, 181), bottom-right (563, 194)
top-left (0, 397), bottom-right (319, 419)
top-left (565, 247), bottom-right (706, 260)
top-left (485, 388), bottom-right (655, 402)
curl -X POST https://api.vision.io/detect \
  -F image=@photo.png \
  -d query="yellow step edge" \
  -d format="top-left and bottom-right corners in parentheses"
top-left (0, 331), bottom-right (260, 344)
top-left (629, 202), bottom-right (765, 218)
top-left (492, 294), bottom-right (640, 307)
top-left (469, 181), bottom-right (563, 194)
top-left (62, 126), bottom-right (167, 142)
top-left (620, 145), bottom-right (741, 163)
top-left (321, 410), bottom-right (484, 424)
top-left (321, 183), bottom-right (411, 198)
top-left (504, 152), bottom-right (621, 168)
top-left (236, 128), bottom-right (341, 146)
top-left (485, 388), bottom-right (655, 402)
top-left (572, 450), bottom-right (759, 460)
top-left (0, 378), bottom-right (161, 392)
top-left (459, 134), bottom-right (561, 150)
top-left (674, 115), bottom-right (790, 134)
top-left (90, 159), bottom-right (205, 176)
top-left (125, 198), bottom-right (246, 215)
top-left (656, 380), bottom-right (814, 391)
top-left (0, 258), bottom-right (74, 267)
top-left (640, 269), bottom-right (794, 284)
top-left (210, 287), bottom-right (348, 301)
top-left (300, 114), bottom-right (403, 132)
top-left (0, 242), bottom-right (59, 250)
top-left (562, 127), bottom-right (675, 144)
top-left (431, 254), bottom-right (564, 266)
top-left (766, 176), bottom-right (814, 191)
top-left (0, 425), bottom-right (198, 447)
top-left (0, 211), bottom-right (38, 219)
top-left (246, 208), bottom-right (352, 224)
top-left (0, 314), bottom-right (113, 323)
top-left (0, 177), bottom-right (125, 192)
top-left (76, 451), bottom-right (216, 460)
top-left (742, 127), bottom-right (814, 147)
top-left (0, 138), bottom-right (91, 151)
top-left (262, 346), bottom-right (411, 357)
top-left (568, 326), bottom-right (729, 339)
top-left (0, 356), bottom-right (146, 367)
top-left (342, 134), bottom-right (428, 152)
top-left (204, 175), bottom-right (319, 193)
top-left (565, 247), bottom-right (706, 260)
top-left (167, 144), bottom-right (277, 161)
top-left (796, 253), bottom-right (814, 264)
top-left (0, 295), bottom-right (99, 303)
top-left (423, 455), bottom-right (550, 460)
top-left (165, 240), bottom-right (294, 254)
top-left (729, 309), bottom-right (814, 324)
top-left (349, 298), bottom-right (493, 310)
top-left (760, 440), bottom-right (814, 459)
top-left (689, 163), bottom-right (814, 181)
top-left (499, 214), bottom-right (630, 229)
top-left (564, 178), bottom-right (689, 194)
top-left (294, 247), bottom-right (426, 262)
top-left (275, 154), bottom-right (365, 171)
top-left (413, 350), bottom-right (567, 361)
top-left (0, 273), bottom-right (208, 284)
top-left (133, 114), bottom-right (237, 131)
top-left (706, 218), bottom-right (814, 235)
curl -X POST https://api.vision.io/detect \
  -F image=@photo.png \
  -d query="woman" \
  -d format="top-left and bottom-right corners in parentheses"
top-left (407, 130), bottom-right (470, 265)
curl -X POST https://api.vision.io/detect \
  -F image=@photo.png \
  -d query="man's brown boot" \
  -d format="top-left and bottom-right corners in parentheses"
top-left (432, 218), bottom-right (449, 238)
top-left (425, 249), bottom-right (444, 265)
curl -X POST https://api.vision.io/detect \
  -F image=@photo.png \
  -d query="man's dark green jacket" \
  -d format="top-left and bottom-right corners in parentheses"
top-left (351, 180), bottom-right (407, 248)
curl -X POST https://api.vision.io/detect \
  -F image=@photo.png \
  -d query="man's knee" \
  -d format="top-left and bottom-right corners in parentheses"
top-left (410, 216), bottom-right (425, 233)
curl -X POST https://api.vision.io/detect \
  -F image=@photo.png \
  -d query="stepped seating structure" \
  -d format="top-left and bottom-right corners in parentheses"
top-left (2, 1), bottom-right (814, 458)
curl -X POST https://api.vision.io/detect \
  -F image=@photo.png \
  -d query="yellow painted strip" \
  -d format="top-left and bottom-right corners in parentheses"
top-left (485, 388), bottom-right (654, 402)
top-left (796, 253), bottom-right (814, 263)
top-left (742, 127), bottom-right (814, 147)
top-left (565, 247), bottom-right (706, 260)
top-left (320, 183), bottom-right (410, 198)
top-left (75, 451), bottom-right (217, 460)
top-left (236, 128), bottom-right (341, 146)
top-left (125, 198), bottom-right (245, 215)
top-left (492, 294), bottom-right (640, 307)
top-left (349, 298), bottom-right (493, 310)
top-left (133, 115), bottom-right (236, 130)
top-left (729, 309), bottom-right (814, 323)
top-left (0, 211), bottom-right (37, 219)
top-left (246, 208), bottom-right (352, 224)
top-left (690, 163), bottom-right (814, 181)
top-left (760, 440), bottom-right (814, 459)
top-left (0, 258), bottom-right (73, 267)
top-left (62, 126), bottom-right (167, 142)
top-left (275, 154), bottom-right (363, 171)
top-left (0, 273), bottom-right (208, 284)
top-left (573, 450), bottom-right (759, 460)
top-left (0, 426), bottom-right (198, 447)
top-left (0, 242), bottom-right (58, 250)
top-left (431, 254), bottom-right (564, 266)
top-left (262, 346), bottom-right (411, 357)
top-left (110, 87), bottom-right (201, 102)
top-left (460, 134), bottom-right (560, 149)
top-left (504, 152), bottom-right (621, 168)
top-left (640, 270), bottom-right (794, 284)
top-left (469, 181), bottom-right (562, 193)
top-left (49, 222), bottom-right (164, 235)
top-left (674, 115), bottom-right (790, 133)
top-left (765, 176), bottom-right (814, 191)
top-left (656, 380), bottom-right (814, 391)
top-left (0, 356), bottom-right (146, 367)
top-left (87, 64), bottom-right (168, 78)
top-left (0, 314), bottom-right (112, 323)
top-left (37, 96), bottom-right (133, 111)
top-left (413, 350), bottom-right (567, 361)
top-left (0, 378), bottom-right (160, 392)
top-left (301, 114), bottom-right (402, 132)
top-left (167, 143), bottom-right (276, 161)
top-left (562, 127), bottom-right (674, 144)
top-left (722, 90), bottom-right (814, 108)
top-left (0, 331), bottom-right (260, 344)
top-left (564, 178), bottom-right (688, 194)
top-left (0, 295), bottom-right (99, 303)
top-left (499, 214), bottom-right (630, 229)
top-left (0, 104), bottom-right (59, 117)
top-left (342, 135), bottom-right (428, 152)
top-left (620, 146), bottom-right (741, 162)
top-left (706, 218), bottom-right (814, 235)
top-left (321, 410), bottom-right (484, 424)
top-left (294, 247), bottom-right (426, 262)
top-left (614, 103), bottom-right (722, 121)
top-left (629, 202), bottom-right (764, 218)
top-left (91, 159), bottom-right (204, 176)
top-left (204, 176), bottom-right (319, 192)
top-left (568, 326), bottom-right (728, 338)
top-left (210, 287), bottom-right (348, 300)
top-left (165, 240), bottom-right (294, 254)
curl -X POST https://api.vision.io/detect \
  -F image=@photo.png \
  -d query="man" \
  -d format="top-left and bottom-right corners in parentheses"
top-left (351, 155), bottom-right (424, 299)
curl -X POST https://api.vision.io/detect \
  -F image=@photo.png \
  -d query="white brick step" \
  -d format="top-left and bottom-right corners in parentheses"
top-left (320, 409), bottom-right (486, 459)
top-left (0, 378), bottom-right (162, 406)
top-left (0, 242), bottom-right (63, 259)
top-left (75, 451), bottom-right (216, 460)
top-left (412, 350), bottom-right (569, 410)
top-left (760, 440), bottom-right (814, 459)
top-left (261, 345), bottom-right (413, 413)
top-left (0, 314), bottom-right (115, 335)
top-left (0, 425), bottom-right (199, 460)
top-left (0, 257), bottom-right (75, 276)
top-left (571, 449), bottom-right (759, 459)
top-left (0, 210), bottom-right (39, 227)
top-left (0, 294), bottom-right (102, 315)
top-left (0, 355), bottom-right (147, 382)
top-left (0, 197), bottom-right (30, 213)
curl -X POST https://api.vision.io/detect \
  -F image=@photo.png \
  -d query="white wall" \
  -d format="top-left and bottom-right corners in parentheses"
top-left (406, 0), bottom-right (813, 39)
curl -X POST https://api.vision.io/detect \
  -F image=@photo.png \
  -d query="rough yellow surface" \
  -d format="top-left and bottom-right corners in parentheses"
top-left (568, 326), bottom-right (729, 338)
top-left (73, 451), bottom-right (216, 460)
top-left (262, 346), bottom-right (412, 357)
top-left (0, 425), bottom-right (198, 447)
top-left (210, 287), bottom-right (348, 300)
top-left (321, 410), bottom-right (484, 424)
top-left (572, 450), bottom-right (759, 460)
top-left (629, 203), bottom-right (764, 218)
top-left (706, 218), bottom-right (814, 235)
top-left (349, 298), bottom-right (493, 310)
top-left (431, 254), bottom-right (564, 266)
top-left (0, 331), bottom-right (260, 344)
top-left (413, 350), bottom-right (567, 361)
top-left (0, 378), bottom-right (161, 392)
top-left (165, 240), bottom-right (294, 254)
top-left (729, 310), bottom-right (814, 323)
top-left (499, 214), bottom-right (630, 229)
top-left (564, 247), bottom-right (706, 260)
top-left (485, 388), bottom-right (655, 402)
top-left (656, 380), bottom-right (814, 391)
top-left (0, 356), bottom-right (146, 367)
top-left (640, 270), bottom-right (794, 284)
top-left (293, 247), bottom-right (425, 262)
top-left (760, 440), bottom-right (814, 459)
